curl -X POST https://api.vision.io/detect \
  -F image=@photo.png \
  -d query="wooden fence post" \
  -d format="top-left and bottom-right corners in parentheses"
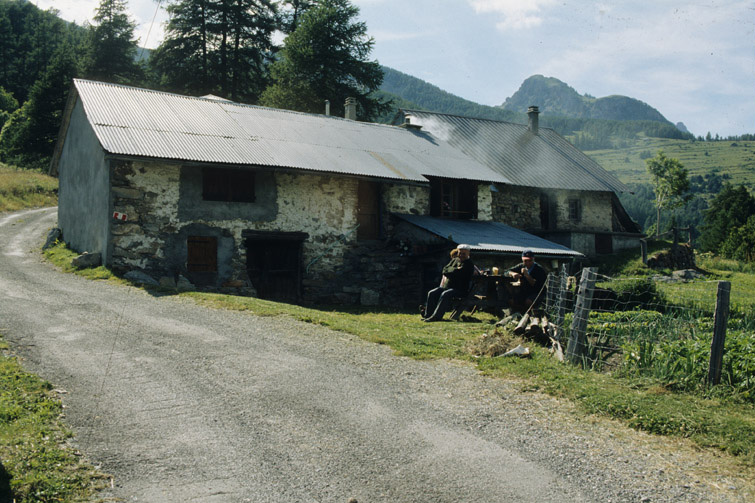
top-left (555, 264), bottom-right (568, 339)
top-left (545, 273), bottom-right (555, 312)
top-left (708, 281), bottom-right (731, 386)
top-left (640, 239), bottom-right (647, 264)
top-left (566, 267), bottom-right (597, 365)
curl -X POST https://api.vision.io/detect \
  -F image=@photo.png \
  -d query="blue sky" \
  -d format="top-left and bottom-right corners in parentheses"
top-left (37, 0), bottom-right (754, 137)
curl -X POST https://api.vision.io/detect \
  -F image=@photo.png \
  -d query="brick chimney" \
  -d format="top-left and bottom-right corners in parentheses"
top-left (527, 105), bottom-right (539, 134)
top-left (344, 97), bottom-right (357, 120)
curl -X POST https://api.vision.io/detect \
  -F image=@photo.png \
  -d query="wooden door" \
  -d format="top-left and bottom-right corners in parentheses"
top-left (246, 239), bottom-right (301, 302)
top-left (357, 181), bottom-right (380, 240)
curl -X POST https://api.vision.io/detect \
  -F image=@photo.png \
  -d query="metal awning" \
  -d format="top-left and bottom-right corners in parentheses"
top-left (396, 214), bottom-right (584, 258)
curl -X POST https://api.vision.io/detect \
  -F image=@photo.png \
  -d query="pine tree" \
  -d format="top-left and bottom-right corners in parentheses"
top-left (0, 47), bottom-right (78, 169)
top-left (149, 0), bottom-right (277, 102)
top-left (260, 0), bottom-right (388, 120)
top-left (80, 0), bottom-right (143, 84)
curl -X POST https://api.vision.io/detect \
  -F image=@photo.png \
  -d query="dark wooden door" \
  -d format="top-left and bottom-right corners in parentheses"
top-left (246, 239), bottom-right (301, 302)
top-left (357, 181), bottom-right (380, 240)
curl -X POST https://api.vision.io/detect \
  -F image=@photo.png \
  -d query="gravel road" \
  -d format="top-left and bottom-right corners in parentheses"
top-left (0, 207), bottom-right (751, 503)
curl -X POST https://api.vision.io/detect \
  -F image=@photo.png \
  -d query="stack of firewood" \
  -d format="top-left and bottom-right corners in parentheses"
top-left (503, 313), bottom-right (564, 362)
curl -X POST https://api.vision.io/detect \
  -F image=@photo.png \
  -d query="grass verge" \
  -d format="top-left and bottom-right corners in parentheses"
top-left (0, 336), bottom-right (109, 502)
top-left (0, 163), bottom-right (58, 213)
top-left (43, 240), bottom-right (755, 467)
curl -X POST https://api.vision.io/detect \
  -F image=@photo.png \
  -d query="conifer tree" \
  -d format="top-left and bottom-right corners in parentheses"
top-left (261, 0), bottom-right (387, 120)
top-left (80, 0), bottom-right (143, 84)
top-left (150, 0), bottom-right (277, 102)
top-left (0, 47), bottom-right (78, 169)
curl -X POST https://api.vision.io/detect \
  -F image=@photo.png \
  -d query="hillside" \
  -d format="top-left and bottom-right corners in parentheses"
top-left (585, 138), bottom-right (755, 189)
top-left (501, 75), bottom-right (672, 124)
top-left (379, 66), bottom-right (521, 122)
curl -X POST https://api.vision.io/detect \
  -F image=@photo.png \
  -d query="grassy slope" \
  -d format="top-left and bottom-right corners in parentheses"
top-left (585, 138), bottom-right (755, 188)
top-left (0, 336), bottom-right (109, 502)
top-left (0, 163), bottom-right (58, 212)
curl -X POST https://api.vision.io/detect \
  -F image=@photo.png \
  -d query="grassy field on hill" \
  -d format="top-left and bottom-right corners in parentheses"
top-left (585, 138), bottom-right (755, 188)
top-left (0, 163), bottom-right (58, 212)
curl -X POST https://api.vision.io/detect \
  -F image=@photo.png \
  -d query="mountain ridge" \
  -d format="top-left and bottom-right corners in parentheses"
top-left (500, 74), bottom-right (671, 123)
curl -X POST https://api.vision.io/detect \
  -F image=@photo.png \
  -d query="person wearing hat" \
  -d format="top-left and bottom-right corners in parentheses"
top-left (505, 249), bottom-right (547, 312)
top-left (422, 244), bottom-right (475, 322)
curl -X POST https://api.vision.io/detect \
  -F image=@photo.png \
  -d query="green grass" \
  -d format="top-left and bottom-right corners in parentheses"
top-left (41, 239), bottom-right (755, 467)
top-left (43, 242), bottom-right (121, 282)
top-left (586, 138), bottom-right (755, 189)
top-left (0, 162), bottom-right (58, 213)
top-left (0, 336), bottom-right (109, 502)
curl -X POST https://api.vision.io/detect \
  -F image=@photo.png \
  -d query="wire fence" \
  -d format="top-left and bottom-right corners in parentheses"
top-left (539, 266), bottom-right (755, 402)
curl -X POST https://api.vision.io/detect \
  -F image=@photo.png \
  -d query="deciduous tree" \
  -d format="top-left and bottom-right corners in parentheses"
top-left (699, 183), bottom-right (755, 253)
top-left (645, 150), bottom-right (690, 237)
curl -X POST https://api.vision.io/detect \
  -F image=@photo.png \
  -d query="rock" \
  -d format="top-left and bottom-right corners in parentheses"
top-left (176, 275), bottom-right (194, 291)
top-left (43, 227), bottom-right (62, 250)
top-left (360, 288), bottom-right (380, 306)
top-left (647, 243), bottom-right (696, 270)
top-left (111, 186), bottom-right (144, 199)
top-left (159, 276), bottom-right (177, 288)
top-left (71, 252), bottom-right (101, 269)
top-left (124, 270), bottom-right (159, 286)
top-left (672, 269), bottom-right (704, 281)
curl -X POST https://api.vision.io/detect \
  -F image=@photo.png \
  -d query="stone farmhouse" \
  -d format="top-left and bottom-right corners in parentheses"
top-left (50, 79), bottom-right (639, 306)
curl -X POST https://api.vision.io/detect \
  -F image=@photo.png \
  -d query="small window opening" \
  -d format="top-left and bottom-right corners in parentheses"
top-left (202, 168), bottom-right (255, 202)
top-left (429, 178), bottom-right (477, 219)
top-left (569, 199), bottom-right (582, 222)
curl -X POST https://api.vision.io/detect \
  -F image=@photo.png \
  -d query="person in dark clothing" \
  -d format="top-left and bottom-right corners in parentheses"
top-left (505, 249), bottom-right (547, 313)
top-left (422, 244), bottom-right (475, 322)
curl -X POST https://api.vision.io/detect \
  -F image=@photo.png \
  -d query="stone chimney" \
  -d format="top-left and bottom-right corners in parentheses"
top-left (344, 97), bottom-right (357, 120)
top-left (527, 105), bottom-right (539, 134)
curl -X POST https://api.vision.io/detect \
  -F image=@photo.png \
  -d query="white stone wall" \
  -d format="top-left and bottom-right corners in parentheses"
top-left (112, 161), bottom-right (366, 278)
top-left (382, 183), bottom-right (429, 215)
top-left (553, 190), bottom-right (612, 232)
top-left (477, 184), bottom-right (493, 221)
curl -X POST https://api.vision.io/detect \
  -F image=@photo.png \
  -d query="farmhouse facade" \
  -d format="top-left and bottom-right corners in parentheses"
top-left (51, 79), bottom-right (637, 306)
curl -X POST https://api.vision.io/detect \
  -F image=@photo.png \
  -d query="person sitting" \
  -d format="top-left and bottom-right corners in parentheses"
top-left (504, 249), bottom-right (547, 313)
top-left (422, 244), bottom-right (474, 322)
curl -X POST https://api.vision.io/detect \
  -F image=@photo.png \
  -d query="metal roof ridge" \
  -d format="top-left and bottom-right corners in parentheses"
top-left (401, 108), bottom-right (561, 131)
top-left (74, 78), bottom-right (408, 131)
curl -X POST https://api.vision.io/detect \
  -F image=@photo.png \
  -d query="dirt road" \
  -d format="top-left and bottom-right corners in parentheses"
top-left (0, 207), bottom-right (748, 502)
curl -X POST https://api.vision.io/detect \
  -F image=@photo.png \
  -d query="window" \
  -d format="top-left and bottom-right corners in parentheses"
top-left (202, 168), bottom-right (255, 202)
top-left (429, 177), bottom-right (477, 219)
top-left (187, 236), bottom-right (217, 272)
top-left (568, 199), bottom-right (582, 222)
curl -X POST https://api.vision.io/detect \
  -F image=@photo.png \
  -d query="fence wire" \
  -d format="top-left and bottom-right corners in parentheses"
top-left (540, 268), bottom-right (755, 401)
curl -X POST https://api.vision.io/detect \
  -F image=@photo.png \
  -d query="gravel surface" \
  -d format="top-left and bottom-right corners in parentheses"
top-left (0, 207), bottom-right (752, 503)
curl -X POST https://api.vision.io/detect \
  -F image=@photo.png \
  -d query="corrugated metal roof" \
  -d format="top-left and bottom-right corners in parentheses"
top-left (400, 109), bottom-right (629, 193)
top-left (70, 79), bottom-right (509, 184)
top-left (396, 214), bottom-right (584, 258)
top-left (397, 214), bottom-right (584, 258)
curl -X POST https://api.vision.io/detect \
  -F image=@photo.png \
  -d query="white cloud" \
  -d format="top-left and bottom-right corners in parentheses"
top-left (467, 0), bottom-right (557, 30)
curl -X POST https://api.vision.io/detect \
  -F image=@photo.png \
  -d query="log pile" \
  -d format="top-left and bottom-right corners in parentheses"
top-left (504, 312), bottom-right (564, 362)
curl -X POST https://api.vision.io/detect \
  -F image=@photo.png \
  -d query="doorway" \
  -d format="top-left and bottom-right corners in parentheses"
top-left (245, 232), bottom-right (307, 302)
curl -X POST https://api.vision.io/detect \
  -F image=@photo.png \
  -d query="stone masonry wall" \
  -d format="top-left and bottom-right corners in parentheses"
top-left (553, 190), bottom-right (612, 232)
top-left (491, 185), bottom-right (540, 228)
top-left (491, 185), bottom-right (613, 232)
top-left (109, 159), bottom-right (426, 305)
